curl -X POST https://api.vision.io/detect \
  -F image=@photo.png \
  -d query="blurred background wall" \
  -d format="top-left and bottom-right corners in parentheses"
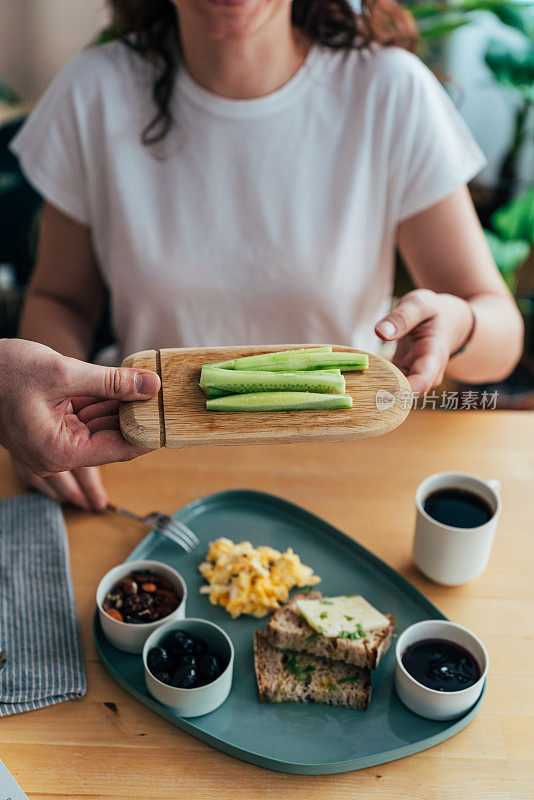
top-left (1, 0), bottom-right (107, 102)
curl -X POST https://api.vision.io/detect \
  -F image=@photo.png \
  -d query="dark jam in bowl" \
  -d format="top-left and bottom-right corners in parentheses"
top-left (402, 639), bottom-right (481, 692)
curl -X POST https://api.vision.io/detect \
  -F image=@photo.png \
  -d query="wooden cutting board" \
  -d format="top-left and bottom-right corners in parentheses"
top-left (119, 344), bottom-right (411, 449)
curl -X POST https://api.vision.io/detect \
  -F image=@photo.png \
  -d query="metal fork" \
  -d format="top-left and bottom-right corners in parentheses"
top-left (106, 504), bottom-right (200, 553)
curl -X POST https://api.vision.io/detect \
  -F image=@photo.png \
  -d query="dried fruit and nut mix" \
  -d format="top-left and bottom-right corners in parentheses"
top-left (102, 570), bottom-right (180, 624)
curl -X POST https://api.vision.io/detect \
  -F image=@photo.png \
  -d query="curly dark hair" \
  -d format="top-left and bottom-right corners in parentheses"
top-left (104, 0), bottom-right (418, 146)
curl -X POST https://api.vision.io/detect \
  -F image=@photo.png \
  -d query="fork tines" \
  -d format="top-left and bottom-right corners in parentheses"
top-left (154, 515), bottom-right (200, 553)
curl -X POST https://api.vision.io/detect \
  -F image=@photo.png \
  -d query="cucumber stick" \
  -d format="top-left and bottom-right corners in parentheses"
top-left (200, 366), bottom-right (346, 395)
top-left (199, 369), bottom-right (342, 398)
top-left (204, 346), bottom-right (333, 370)
top-left (201, 386), bottom-right (228, 399)
top-left (206, 392), bottom-right (353, 412)
top-left (232, 351), bottom-right (368, 372)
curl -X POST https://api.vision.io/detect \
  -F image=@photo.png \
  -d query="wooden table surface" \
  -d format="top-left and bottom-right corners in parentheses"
top-left (1, 410), bottom-right (533, 799)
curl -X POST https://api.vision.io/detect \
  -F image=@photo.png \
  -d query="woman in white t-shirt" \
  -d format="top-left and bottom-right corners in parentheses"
top-left (12, 0), bottom-right (523, 509)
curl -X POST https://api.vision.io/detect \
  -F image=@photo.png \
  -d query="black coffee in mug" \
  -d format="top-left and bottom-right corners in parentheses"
top-left (423, 488), bottom-right (493, 529)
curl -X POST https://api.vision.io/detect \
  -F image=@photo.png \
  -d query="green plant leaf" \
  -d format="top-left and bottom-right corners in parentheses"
top-left (418, 17), bottom-right (472, 39)
top-left (459, 0), bottom-right (534, 11)
top-left (484, 229), bottom-right (530, 290)
top-left (0, 79), bottom-right (20, 105)
top-left (485, 42), bottom-right (534, 99)
top-left (409, 3), bottom-right (456, 20)
top-left (0, 172), bottom-right (23, 194)
top-left (95, 21), bottom-right (123, 45)
top-left (408, 1), bottom-right (533, 22)
top-left (488, 4), bottom-right (534, 36)
top-left (492, 187), bottom-right (534, 244)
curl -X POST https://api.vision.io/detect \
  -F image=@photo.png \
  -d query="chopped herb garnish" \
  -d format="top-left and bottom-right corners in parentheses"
top-left (344, 615), bottom-right (354, 621)
top-left (286, 656), bottom-right (303, 679)
top-left (326, 683), bottom-right (343, 693)
top-left (306, 631), bottom-right (319, 643)
top-left (320, 600), bottom-right (334, 605)
top-left (339, 676), bottom-right (359, 684)
top-left (317, 625), bottom-right (326, 633)
top-left (356, 623), bottom-right (365, 638)
top-left (301, 586), bottom-right (313, 595)
top-left (281, 648), bottom-right (299, 655)
top-left (285, 655), bottom-right (314, 682)
top-left (338, 629), bottom-right (365, 640)
top-left (320, 611), bottom-right (328, 619)
top-left (345, 594), bottom-right (360, 598)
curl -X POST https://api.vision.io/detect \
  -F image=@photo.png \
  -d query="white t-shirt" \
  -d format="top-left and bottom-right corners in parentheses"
top-left (11, 41), bottom-right (485, 361)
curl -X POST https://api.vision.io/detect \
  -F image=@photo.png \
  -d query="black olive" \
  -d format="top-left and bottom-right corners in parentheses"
top-left (179, 635), bottom-right (196, 654)
top-left (171, 654), bottom-right (197, 688)
top-left (163, 630), bottom-right (195, 657)
top-left (198, 653), bottom-right (223, 684)
top-left (147, 647), bottom-right (172, 675)
top-left (156, 670), bottom-right (172, 685)
top-left (191, 636), bottom-right (208, 656)
top-left (181, 654), bottom-right (197, 671)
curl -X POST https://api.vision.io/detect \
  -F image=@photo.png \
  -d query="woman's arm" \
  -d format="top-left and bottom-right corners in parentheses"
top-left (376, 186), bottom-right (524, 393)
top-left (19, 201), bottom-right (104, 359)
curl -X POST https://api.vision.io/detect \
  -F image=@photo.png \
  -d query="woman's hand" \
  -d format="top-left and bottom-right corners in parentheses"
top-left (375, 289), bottom-right (473, 395)
top-left (0, 339), bottom-right (161, 509)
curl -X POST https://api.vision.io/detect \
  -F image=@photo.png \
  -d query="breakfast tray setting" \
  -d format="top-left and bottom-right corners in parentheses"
top-left (94, 490), bottom-right (485, 775)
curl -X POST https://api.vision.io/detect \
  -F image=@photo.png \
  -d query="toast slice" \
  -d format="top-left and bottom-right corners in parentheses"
top-left (254, 631), bottom-right (371, 710)
top-left (265, 592), bottom-right (394, 669)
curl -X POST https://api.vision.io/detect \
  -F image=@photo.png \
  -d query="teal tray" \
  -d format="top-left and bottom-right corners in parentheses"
top-left (94, 490), bottom-right (485, 774)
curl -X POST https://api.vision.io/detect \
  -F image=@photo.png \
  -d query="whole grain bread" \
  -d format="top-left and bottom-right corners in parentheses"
top-left (254, 630), bottom-right (371, 710)
top-left (265, 592), bottom-right (394, 670)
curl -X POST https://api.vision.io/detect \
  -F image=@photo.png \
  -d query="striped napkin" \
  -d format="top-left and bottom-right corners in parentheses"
top-left (0, 493), bottom-right (86, 715)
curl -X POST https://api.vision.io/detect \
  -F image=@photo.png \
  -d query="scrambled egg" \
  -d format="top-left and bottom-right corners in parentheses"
top-left (199, 537), bottom-right (321, 618)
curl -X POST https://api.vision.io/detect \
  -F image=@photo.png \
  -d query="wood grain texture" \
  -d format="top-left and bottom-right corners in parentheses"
top-left (1, 410), bottom-right (533, 799)
top-left (120, 344), bottom-right (411, 449)
top-left (119, 350), bottom-right (163, 448)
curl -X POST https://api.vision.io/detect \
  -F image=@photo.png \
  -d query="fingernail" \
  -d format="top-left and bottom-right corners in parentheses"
top-left (94, 496), bottom-right (107, 512)
top-left (376, 320), bottom-right (397, 339)
top-left (134, 372), bottom-right (159, 396)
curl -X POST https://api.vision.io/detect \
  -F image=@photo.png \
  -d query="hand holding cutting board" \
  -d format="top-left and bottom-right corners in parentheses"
top-left (1, 339), bottom-right (160, 509)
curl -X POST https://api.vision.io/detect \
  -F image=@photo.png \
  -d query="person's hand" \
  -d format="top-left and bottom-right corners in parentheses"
top-left (0, 339), bottom-right (161, 509)
top-left (374, 289), bottom-right (473, 395)
top-left (12, 459), bottom-right (109, 511)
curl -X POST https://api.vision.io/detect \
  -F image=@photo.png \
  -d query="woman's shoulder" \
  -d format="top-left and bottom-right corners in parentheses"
top-left (315, 43), bottom-right (435, 96)
top-left (45, 40), bottom-right (146, 103)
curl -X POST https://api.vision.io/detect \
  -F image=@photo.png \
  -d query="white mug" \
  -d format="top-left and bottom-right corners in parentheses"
top-left (413, 472), bottom-right (501, 586)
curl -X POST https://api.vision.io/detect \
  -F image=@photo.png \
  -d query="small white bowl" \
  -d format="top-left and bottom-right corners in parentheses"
top-left (395, 620), bottom-right (488, 721)
top-left (143, 618), bottom-right (234, 718)
top-left (96, 559), bottom-right (187, 654)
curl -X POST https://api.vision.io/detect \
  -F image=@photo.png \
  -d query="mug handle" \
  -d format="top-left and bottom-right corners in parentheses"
top-left (486, 478), bottom-right (501, 494)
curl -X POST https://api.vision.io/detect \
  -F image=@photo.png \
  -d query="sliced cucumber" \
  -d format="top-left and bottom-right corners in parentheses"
top-left (232, 351), bottom-right (368, 372)
top-left (206, 392), bottom-right (353, 412)
top-left (200, 385), bottom-right (229, 399)
top-left (200, 366), bottom-right (346, 395)
top-left (200, 369), bottom-right (341, 398)
top-left (203, 346), bottom-right (333, 371)
top-left (312, 368), bottom-right (342, 375)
